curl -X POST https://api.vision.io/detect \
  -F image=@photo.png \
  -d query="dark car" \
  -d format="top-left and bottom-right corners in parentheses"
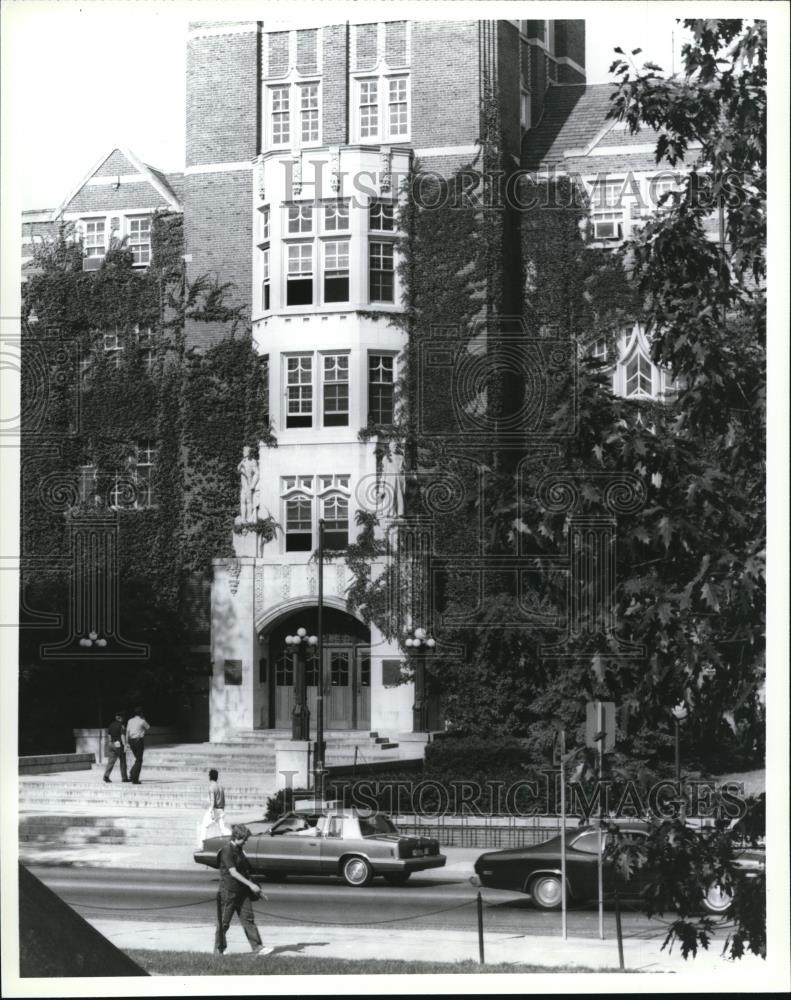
top-left (473, 822), bottom-right (762, 914)
top-left (194, 808), bottom-right (446, 887)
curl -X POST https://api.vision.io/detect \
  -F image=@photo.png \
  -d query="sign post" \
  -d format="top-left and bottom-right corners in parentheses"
top-left (586, 700), bottom-right (616, 941)
top-left (559, 728), bottom-right (567, 941)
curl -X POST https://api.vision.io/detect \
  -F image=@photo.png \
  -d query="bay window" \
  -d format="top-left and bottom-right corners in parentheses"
top-left (323, 240), bottom-right (350, 302)
top-left (286, 243), bottom-right (313, 305)
top-left (322, 354), bottom-right (349, 426)
top-left (286, 355), bottom-right (313, 427)
top-left (368, 354), bottom-right (395, 424)
top-left (369, 242), bottom-right (394, 302)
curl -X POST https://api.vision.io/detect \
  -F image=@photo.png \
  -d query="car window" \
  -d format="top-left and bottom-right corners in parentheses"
top-left (272, 814), bottom-right (309, 835)
top-left (570, 831), bottom-right (604, 854)
top-left (359, 815), bottom-right (399, 837)
top-left (326, 817), bottom-right (343, 839)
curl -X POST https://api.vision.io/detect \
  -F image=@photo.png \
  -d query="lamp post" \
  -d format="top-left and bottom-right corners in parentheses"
top-left (405, 627), bottom-right (436, 733)
top-left (314, 519), bottom-right (325, 798)
top-left (671, 702), bottom-right (689, 784)
top-left (285, 628), bottom-right (317, 741)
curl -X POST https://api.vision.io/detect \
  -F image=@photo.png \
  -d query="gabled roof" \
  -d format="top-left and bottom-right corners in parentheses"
top-left (55, 146), bottom-right (183, 217)
top-left (522, 83), bottom-right (617, 171)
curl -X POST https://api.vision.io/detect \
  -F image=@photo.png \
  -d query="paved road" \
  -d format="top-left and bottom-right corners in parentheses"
top-left (31, 865), bottom-right (680, 941)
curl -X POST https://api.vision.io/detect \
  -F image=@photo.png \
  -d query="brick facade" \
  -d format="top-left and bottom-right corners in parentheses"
top-left (183, 169), bottom-right (253, 349)
top-left (185, 24), bottom-right (258, 167)
top-left (321, 23), bottom-right (349, 146)
top-left (411, 21), bottom-right (480, 149)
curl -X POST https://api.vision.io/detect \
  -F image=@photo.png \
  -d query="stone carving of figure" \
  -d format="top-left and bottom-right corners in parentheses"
top-left (237, 446), bottom-right (259, 523)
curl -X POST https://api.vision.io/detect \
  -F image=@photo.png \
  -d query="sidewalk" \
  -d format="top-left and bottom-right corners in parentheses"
top-left (87, 915), bottom-right (766, 975)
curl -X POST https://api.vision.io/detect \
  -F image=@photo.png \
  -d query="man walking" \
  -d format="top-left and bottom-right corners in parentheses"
top-left (214, 824), bottom-right (273, 957)
top-left (103, 712), bottom-right (129, 783)
top-left (197, 768), bottom-right (231, 846)
top-left (126, 706), bottom-right (150, 784)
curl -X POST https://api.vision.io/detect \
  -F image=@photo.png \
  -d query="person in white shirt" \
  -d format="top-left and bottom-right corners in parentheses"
top-left (125, 707), bottom-right (150, 784)
top-left (198, 768), bottom-right (231, 846)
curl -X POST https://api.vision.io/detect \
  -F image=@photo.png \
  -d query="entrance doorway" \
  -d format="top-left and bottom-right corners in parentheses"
top-left (268, 608), bottom-right (370, 730)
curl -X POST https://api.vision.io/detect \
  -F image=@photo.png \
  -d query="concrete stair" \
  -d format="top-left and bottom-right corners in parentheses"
top-left (18, 730), bottom-right (423, 813)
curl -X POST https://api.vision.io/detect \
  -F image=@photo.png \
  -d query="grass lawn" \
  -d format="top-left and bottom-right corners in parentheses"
top-left (125, 950), bottom-right (628, 976)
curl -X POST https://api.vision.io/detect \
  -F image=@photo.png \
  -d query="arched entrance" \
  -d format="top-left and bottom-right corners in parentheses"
top-left (265, 607), bottom-right (371, 730)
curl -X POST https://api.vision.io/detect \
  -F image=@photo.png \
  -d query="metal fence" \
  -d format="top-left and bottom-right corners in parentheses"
top-left (393, 815), bottom-right (562, 849)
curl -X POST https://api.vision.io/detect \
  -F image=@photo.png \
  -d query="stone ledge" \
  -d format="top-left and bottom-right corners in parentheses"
top-left (19, 753), bottom-right (96, 775)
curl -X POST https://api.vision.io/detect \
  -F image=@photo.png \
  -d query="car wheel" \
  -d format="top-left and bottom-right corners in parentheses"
top-left (529, 874), bottom-right (563, 910)
top-left (342, 856), bottom-right (373, 887)
top-left (382, 872), bottom-right (411, 885)
top-left (703, 881), bottom-right (733, 915)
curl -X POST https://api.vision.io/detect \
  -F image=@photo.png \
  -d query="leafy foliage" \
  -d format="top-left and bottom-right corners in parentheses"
top-left (19, 218), bottom-right (271, 743)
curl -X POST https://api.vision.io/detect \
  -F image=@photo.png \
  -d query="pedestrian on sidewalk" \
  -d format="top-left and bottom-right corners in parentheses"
top-left (126, 706), bottom-right (150, 784)
top-left (197, 768), bottom-right (231, 846)
top-left (102, 712), bottom-right (129, 783)
top-left (214, 824), bottom-right (273, 957)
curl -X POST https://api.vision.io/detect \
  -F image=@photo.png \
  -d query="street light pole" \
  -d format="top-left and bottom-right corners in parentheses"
top-left (285, 628), bottom-right (317, 741)
top-left (405, 627), bottom-right (436, 732)
top-left (315, 518), bottom-right (325, 798)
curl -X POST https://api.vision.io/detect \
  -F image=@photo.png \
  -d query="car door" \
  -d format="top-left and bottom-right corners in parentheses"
top-left (247, 813), bottom-right (323, 874)
top-left (566, 830), bottom-right (602, 900)
top-left (319, 815), bottom-right (347, 873)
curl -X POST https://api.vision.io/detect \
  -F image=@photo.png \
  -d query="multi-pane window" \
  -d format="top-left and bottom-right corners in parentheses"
top-left (300, 84), bottom-right (319, 143)
top-left (276, 650), bottom-right (294, 686)
top-left (262, 248), bottom-right (270, 310)
top-left (322, 495), bottom-right (349, 549)
top-left (368, 354), bottom-right (395, 424)
top-left (287, 203), bottom-right (314, 234)
top-left (388, 77), bottom-right (408, 136)
top-left (369, 201), bottom-right (395, 232)
top-left (260, 206), bottom-right (271, 242)
top-left (324, 201), bottom-right (349, 231)
top-left (359, 79), bottom-right (379, 138)
top-left (286, 355), bottom-right (313, 427)
top-left (128, 217), bottom-right (151, 266)
top-left (589, 177), bottom-right (626, 240)
top-left (625, 351), bottom-right (653, 397)
top-left (103, 332), bottom-right (123, 369)
top-left (356, 75), bottom-right (410, 141)
top-left (369, 242), bottom-right (395, 303)
top-left (109, 476), bottom-right (135, 511)
top-left (78, 464), bottom-right (97, 505)
top-left (286, 243), bottom-right (313, 306)
top-left (322, 354), bottom-right (349, 426)
top-left (591, 339), bottom-right (607, 361)
top-left (84, 220), bottom-right (106, 258)
top-left (136, 326), bottom-right (154, 372)
top-left (331, 651), bottom-right (350, 686)
top-left (285, 495), bottom-right (313, 550)
top-left (271, 86), bottom-right (290, 145)
top-left (136, 440), bottom-right (156, 507)
top-left (323, 241), bottom-right (350, 303)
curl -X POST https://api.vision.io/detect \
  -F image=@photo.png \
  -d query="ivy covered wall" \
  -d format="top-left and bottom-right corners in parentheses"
top-left (19, 217), bottom-right (271, 752)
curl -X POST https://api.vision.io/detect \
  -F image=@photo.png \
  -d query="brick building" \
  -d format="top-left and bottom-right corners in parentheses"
top-left (24, 18), bottom-right (699, 747)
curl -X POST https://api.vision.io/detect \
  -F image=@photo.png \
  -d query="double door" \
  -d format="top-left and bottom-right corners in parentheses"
top-left (274, 645), bottom-right (370, 730)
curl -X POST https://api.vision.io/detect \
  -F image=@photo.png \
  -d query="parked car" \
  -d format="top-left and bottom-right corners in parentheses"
top-left (472, 821), bottom-right (764, 914)
top-left (194, 808), bottom-right (446, 887)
